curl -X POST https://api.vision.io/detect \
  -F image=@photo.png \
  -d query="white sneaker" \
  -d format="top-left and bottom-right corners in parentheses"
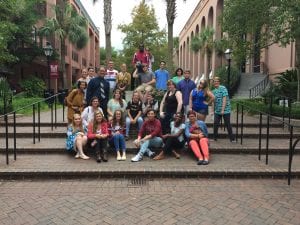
top-left (80, 154), bottom-right (90, 160)
top-left (117, 155), bottom-right (122, 161)
top-left (131, 154), bottom-right (142, 162)
top-left (75, 153), bottom-right (80, 159)
top-left (121, 154), bottom-right (126, 161)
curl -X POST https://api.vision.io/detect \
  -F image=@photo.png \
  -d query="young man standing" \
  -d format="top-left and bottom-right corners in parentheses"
top-left (105, 60), bottom-right (118, 92)
top-left (177, 69), bottom-right (196, 116)
top-left (154, 60), bottom-right (169, 91)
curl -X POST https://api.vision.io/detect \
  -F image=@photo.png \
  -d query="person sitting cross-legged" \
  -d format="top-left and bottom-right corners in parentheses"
top-left (131, 109), bottom-right (163, 162)
top-left (154, 112), bottom-right (185, 160)
top-left (108, 110), bottom-right (127, 161)
top-left (125, 91), bottom-right (143, 140)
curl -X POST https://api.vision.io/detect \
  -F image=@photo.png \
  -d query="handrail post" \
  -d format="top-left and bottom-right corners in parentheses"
top-left (38, 102), bottom-right (41, 142)
top-left (51, 102), bottom-right (53, 131)
top-left (288, 98), bottom-right (291, 127)
top-left (282, 97), bottom-right (285, 129)
top-left (288, 126), bottom-right (294, 185)
top-left (236, 103), bottom-right (239, 142)
top-left (241, 105), bottom-right (244, 145)
top-left (266, 115), bottom-right (270, 165)
top-left (13, 112), bottom-right (16, 161)
top-left (33, 104), bottom-right (36, 144)
top-left (5, 114), bottom-right (9, 165)
top-left (54, 95), bottom-right (57, 128)
top-left (258, 113), bottom-right (262, 161)
top-left (62, 92), bottom-right (65, 122)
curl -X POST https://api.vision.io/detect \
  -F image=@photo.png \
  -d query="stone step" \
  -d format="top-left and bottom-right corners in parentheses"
top-left (0, 138), bottom-right (295, 154)
top-left (0, 153), bottom-right (299, 180)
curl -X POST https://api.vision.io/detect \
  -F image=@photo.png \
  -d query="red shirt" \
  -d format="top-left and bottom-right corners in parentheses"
top-left (138, 118), bottom-right (162, 138)
top-left (132, 50), bottom-right (149, 66)
top-left (87, 121), bottom-right (108, 139)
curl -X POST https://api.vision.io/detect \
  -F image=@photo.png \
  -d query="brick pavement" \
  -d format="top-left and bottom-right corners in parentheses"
top-left (0, 179), bottom-right (299, 225)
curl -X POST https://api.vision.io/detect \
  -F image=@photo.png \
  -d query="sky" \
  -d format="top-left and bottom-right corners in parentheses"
top-left (81, 0), bottom-right (200, 50)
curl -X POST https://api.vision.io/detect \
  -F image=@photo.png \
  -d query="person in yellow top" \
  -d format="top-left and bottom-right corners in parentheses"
top-left (66, 80), bottom-right (87, 124)
top-left (116, 63), bottom-right (131, 98)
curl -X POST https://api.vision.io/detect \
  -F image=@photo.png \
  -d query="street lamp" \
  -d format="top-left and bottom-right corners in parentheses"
top-left (43, 42), bottom-right (53, 90)
top-left (224, 48), bottom-right (233, 94)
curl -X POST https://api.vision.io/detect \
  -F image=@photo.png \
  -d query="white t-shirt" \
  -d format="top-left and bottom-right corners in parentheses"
top-left (170, 121), bottom-right (186, 142)
top-left (105, 69), bottom-right (118, 90)
top-left (81, 106), bottom-right (104, 127)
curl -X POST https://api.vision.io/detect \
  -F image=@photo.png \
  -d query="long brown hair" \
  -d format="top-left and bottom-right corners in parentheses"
top-left (113, 88), bottom-right (124, 108)
top-left (198, 79), bottom-right (209, 96)
top-left (112, 110), bottom-right (124, 128)
top-left (92, 110), bottom-right (106, 133)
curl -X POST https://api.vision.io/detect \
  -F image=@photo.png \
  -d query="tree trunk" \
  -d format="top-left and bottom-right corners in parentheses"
top-left (60, 38), bottom-right (67, 89)
top-left (168, 23), bottom-right (174, 70)
top-left (105, 33), bottom-right (112, 62)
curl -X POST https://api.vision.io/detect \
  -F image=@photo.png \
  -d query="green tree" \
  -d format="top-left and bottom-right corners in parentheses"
top-left (99, 47), bottom-right (126, 70)
top-left (118, 0), bottom-right (167, 72)
top-left (221, 0), bottom-right (300, 101)
top-left (39, 0), bottom-right (88, 89)
top-left (0, 0), bottom-right (44, 65)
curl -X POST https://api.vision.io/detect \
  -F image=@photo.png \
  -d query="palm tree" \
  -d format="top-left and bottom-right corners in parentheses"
top-left (165, 0), bottom-right (186, 69)
top-left (190, 27), bottom-right (215, 72)
top-left (93, 0), bottom-right (112, 62)
top-left (39, 0), bottom-right (88, 89)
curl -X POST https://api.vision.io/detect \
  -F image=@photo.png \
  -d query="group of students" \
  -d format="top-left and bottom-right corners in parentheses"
top-left (65, 57), bottom-right (235, 165)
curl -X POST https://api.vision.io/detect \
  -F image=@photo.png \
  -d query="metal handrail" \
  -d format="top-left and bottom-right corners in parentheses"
top-left (0, 92), bottom-right (66, 165)
top-left (236, 101), bottom-right (300, 185)
top-left (249, 74), bottom-right (269, 99)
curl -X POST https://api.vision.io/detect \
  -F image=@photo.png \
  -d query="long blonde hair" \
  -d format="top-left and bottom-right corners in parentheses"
top-left (72, 113), bottom-right (84, 133)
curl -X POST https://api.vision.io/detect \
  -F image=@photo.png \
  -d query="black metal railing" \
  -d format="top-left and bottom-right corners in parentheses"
top-left (249, 74), bottom-right (269, 99)
top-left (235, 101), bottom-right (300, 185)
top-left (0, 92), bottom-right (66, 165)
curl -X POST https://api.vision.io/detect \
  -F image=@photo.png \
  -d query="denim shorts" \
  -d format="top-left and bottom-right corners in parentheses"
top-left (195, 108), bottom-right (208, 115)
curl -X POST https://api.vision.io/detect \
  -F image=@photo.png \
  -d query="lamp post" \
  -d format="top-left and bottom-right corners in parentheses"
top-left (224, 48), bottom-right (232, 94)
top-left (43, 42), bottom-right (53, 90)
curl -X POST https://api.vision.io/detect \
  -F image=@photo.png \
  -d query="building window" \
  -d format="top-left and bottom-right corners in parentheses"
top-left (82, 58), bottom-right (87, 67)
top-left (72, 51), bottom-right (78, 62)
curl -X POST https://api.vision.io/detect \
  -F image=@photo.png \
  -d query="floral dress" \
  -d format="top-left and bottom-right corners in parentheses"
top-left (66, 125), bottom-right (87, 151)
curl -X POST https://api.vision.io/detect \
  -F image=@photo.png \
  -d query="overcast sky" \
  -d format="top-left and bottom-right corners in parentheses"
top-left (81, 0), bottom-right (199, 50)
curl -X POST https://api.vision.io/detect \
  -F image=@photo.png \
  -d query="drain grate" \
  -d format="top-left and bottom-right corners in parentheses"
top-left (128, 177), bottom-right (147, 187)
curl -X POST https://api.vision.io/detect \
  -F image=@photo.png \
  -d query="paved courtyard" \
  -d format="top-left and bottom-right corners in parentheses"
top-left (0, 179), bottom-right (299, 225)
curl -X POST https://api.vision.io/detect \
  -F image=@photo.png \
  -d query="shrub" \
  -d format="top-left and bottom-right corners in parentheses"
top-left (215, 65), bottom-right (240, 89)
top-left (20, 76), bottom-right (46, 97)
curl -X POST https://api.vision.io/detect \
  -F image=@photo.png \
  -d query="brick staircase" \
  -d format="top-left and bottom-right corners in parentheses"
top-left (1, 108), bottom-right (300, 180)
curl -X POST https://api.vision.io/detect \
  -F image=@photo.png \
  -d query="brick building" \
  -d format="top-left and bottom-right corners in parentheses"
top-left (177, 0), bottom-right (296, 80)
top-left (13, 0), bottom-right (100, 92)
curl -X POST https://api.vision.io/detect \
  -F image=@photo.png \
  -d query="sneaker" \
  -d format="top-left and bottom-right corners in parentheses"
top-left (121, 154), bottom-right (126, 161)
top-left (147, 150), bottom-right (156, 158)
top-left (80, 154), bottom-right (90, 160)
top-left (117, 155), bottom-right (122, 161)
top-left (197, 160), bottom-right (203, 165)
top-left (230, 139), bottom-right (236, 143)
top-left (125, 136), bottom-right (129, 141)
top-left (202, 160), bottom-right (209, 165)
top-left (131, 154), bottom-right (143, 162)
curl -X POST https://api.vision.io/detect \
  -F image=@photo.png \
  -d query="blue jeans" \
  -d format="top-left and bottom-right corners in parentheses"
top-left (125, 116), bottom-right (143, 136)
top-left (109, 134), bottom-right (126, 152)
top-left (137, 136), bottom-right (163, 156)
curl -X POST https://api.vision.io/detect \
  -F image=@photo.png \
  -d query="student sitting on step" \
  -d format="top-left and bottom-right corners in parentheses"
top-left (87, 111), bottom-right (109, 163)
top-left (81, 96), bottom-right (104, 127)
top-left (154, 112), bottom-right (185, 160)
top-left (185, 111), bottom-right (210, 165)
top-left (66, 113), bottom-right (89, 160)
top-left (108, 110), bottom-right (126, 161)
top-left (125, 91), bottom-right (143, 140)
top-left (131, 109), bottom-right (163, 162)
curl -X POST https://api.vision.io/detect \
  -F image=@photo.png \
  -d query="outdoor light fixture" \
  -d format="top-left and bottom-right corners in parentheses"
top-left (43, 42), bottom-right (53, 90)
top-left (224, 48), bottom-right (232, 94)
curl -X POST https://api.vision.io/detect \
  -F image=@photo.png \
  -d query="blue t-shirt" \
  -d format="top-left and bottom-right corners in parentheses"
top-left (177, 79), bottom-right (196, 106)
top-left (212, 85), bottom-right (231, 114)
top-left (155, 69), bottom-right (169, 90)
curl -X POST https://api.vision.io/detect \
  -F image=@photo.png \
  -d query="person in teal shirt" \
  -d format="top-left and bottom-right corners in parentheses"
top-left (212, 77), bottom-right (235, 142)
top-left (171, 68), bottom-right (184, 85)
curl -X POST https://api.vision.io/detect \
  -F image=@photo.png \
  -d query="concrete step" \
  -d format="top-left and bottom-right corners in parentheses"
top-left (0, 153), bottom-right (299, 180)
top-left (0, 138), bottom-right (295, 154)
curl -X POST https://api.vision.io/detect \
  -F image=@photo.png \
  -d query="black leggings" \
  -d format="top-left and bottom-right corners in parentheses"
top-left (213, 113), bottom-right (234, 141)
top-left (163, 137), bottom-right (185, 154)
